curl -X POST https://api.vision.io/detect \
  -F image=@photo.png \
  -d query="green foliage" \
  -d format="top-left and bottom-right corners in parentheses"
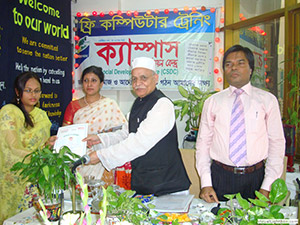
top-left (174, 85), bottom-right (216, 132)
top-left (10, 146), bottom-right (80, 202)
top-left (213, 178), bottom-right (288, 224)
top-left (102, 186), bottom-right (156, 225)
top-left (285, 45), bottom-right (300, 132)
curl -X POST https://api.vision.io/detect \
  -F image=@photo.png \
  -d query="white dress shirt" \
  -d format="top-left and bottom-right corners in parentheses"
top-left (95, 97), bottom-right (176, 170)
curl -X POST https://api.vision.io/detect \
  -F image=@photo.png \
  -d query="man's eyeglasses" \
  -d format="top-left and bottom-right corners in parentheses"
top-left (23, 89), bottom-right (42, 94)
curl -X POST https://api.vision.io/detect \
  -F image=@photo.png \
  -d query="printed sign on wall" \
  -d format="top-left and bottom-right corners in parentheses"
top-left (74, 9), bottom-right (216, 91)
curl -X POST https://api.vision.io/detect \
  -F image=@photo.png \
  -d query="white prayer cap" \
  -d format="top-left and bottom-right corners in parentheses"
top-left (131, 57), bottom-right (156, 73)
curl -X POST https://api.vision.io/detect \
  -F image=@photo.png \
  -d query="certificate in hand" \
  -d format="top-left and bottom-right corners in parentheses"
top-left (54, 123), bottom-right (88, 157)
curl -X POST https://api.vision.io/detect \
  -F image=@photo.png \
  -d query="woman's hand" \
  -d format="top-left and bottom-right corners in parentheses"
top-left (45, 136), bottom-right (57, 148)
top-left (82, 134), bottom-right (101, 148)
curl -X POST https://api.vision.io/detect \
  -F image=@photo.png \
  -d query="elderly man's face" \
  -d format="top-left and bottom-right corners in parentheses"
top-left (131, 68), bottom-right (158, 98)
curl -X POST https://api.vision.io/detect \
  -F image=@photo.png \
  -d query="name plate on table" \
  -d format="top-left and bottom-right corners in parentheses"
top-left (152, 194), bottom-right (194, 213)
top-left (54, 123), bottom-right (88, 156)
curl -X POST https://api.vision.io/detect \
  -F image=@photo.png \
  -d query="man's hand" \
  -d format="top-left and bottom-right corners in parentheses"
top-left (87, 151), bottom-right (101, 165)
top-left (259, 189), bottom-right (270, 199)
top-left (200, 186), bottom-right (219, 203)
top-left (82, 134), bottom-right (101, 148)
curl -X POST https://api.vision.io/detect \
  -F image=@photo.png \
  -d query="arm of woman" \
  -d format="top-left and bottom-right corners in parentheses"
top-left (63, 101), bottom-right (79, 126)
top-left (3, 130), bottom-right (34, 158)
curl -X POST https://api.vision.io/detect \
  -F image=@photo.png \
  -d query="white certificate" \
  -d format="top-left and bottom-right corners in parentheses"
top-left (54, 123), bottom-right (88, 157)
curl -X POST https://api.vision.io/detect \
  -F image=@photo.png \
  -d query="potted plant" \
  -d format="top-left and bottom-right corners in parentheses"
top-left (173, 85), bottom-right (216, 132)
top-left (10, 145), bottom-right (80, 221)
top-left (213, 178), bottom-right (289, 224)
top-left (281, 45), bottom-right (300, 172)
top-left (41, 172), bottom-right (158, 225)
top-left (285, 45), bottom-right (300, 131)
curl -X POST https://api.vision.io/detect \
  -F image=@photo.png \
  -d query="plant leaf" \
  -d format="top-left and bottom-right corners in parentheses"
top-left (269, 178), bottom-right (288, 204)
top-left (178, 86), bottom-right (189, 98)
top-left (249, 198), bottom-right (268, 208)
top-left (269, 205), bottom-right (282, 214)
top-left (273, 212), bottom-right (284, 219)
top-left (248, 206), bottom-right (264, 217)
top-left (42, 165), bottom-right (50, 181)
top-left (224, 194), bottom-right (235, 200)
top-left (236, 193), bottom-right (250, 210)
top-left (235, 208), bottom-right (245, 217)
top-left (255, 190), bottom-right (269, 202)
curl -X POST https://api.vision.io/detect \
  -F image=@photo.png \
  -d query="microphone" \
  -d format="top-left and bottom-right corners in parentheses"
top-left (71, 155), bottom-right (90, 173)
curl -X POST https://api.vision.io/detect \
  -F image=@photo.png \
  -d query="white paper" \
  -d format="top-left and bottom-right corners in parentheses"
top-left (152, 194), bottom-right (194, 213)
top-left (54, 123), bottom-right (88, 157)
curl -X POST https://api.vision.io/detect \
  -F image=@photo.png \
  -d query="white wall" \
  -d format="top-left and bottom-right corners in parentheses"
top-left (71, 0), bottom-right (224, 147)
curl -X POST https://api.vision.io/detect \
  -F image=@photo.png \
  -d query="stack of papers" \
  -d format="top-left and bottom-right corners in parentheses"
top-left (152, 194), bottom-right (194, 213)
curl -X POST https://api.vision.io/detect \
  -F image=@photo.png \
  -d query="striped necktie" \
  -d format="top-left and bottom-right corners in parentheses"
top-left (229, 89), bottom-right (247, 166)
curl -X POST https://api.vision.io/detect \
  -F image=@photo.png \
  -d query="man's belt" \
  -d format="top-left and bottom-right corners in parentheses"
top-left (213, 160), bottom-right (264, 175)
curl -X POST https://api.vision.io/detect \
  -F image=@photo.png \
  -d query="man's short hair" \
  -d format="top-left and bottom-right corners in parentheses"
top-left (222, 45), bottom-right (255, 78)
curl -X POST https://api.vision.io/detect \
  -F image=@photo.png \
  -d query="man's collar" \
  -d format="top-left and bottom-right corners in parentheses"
top-left (137, 88), bottom-right (157, 101)
top-left (229, 82), bottom-right (251, 96)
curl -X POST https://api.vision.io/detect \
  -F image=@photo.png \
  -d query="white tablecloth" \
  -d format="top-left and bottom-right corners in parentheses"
top-left (3, 197), bottom-right (298, 225)
top-left (3, 197), bottom-right (217, 225)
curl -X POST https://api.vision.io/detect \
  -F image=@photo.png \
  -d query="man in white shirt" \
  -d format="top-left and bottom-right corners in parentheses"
top-left (84, 57), bottom-right (191, 196)
top-left (196, 45), bottom-right (285, 202)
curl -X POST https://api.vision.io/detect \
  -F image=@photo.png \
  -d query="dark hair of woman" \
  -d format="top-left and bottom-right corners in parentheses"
top-left (80, 66), bottom-right (104, 84)
top-left (12, 72), bottom-right (42, 128)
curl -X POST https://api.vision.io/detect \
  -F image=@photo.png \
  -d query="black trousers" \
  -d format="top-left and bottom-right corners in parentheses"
top-left (211, 160), bottom-right (265, 201)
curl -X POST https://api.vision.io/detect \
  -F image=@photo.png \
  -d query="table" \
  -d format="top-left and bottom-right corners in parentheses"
top-left (3, 197), bottom-right (216, 225)
top-left (3, 197), bottom-right (298, 225)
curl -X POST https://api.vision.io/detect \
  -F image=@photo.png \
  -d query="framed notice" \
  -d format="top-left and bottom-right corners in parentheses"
top-left (54, 123), bottom-right (88, 156)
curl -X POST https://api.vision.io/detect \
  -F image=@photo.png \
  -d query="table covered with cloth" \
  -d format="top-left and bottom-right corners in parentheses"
top-left (3, 196), bottom-right (298, 225)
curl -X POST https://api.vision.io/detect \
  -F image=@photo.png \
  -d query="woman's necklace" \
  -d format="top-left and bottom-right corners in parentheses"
top-left (83, 96), bottom-right (90, 107)
top-left (84, 95), bottom-right (102, 107)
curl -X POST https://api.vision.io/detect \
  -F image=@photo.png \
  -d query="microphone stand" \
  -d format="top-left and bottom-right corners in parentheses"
top-left (69, 156), bottom-right (90, 214)
top-left (71, 179), bottom-right (76, 213)
top-left (71, 160), bottom-right (85, 214)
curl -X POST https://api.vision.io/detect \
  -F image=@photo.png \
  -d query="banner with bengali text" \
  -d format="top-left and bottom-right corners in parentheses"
top-left (74, 9), bottom-right (216, 90)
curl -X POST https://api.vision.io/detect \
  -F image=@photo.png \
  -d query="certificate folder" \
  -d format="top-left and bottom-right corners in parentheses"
top-left (152, 194), bottom-right (194, 213)
top-left (54, 123), bottom-right (88, 157)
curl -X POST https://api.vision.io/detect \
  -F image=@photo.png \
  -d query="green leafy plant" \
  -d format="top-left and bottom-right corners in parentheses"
top-left (10, 146), bottom-right (80, 202)
top-left (214, 178), bottom-right (288, 225)
top-left (285, 45), bottom-right (300, 134)
top-left (38, 172), bottom-right (96, 225)
top-left (103, 187), bottom-right (157, 225)
top-left (174, 86), bottom-right (216, 132)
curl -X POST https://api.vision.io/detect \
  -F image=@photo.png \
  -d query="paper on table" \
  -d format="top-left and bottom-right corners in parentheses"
top-left (152, 194), bottom-right (194, 213)
top-left (54, 123), bottom-right (88, 157)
